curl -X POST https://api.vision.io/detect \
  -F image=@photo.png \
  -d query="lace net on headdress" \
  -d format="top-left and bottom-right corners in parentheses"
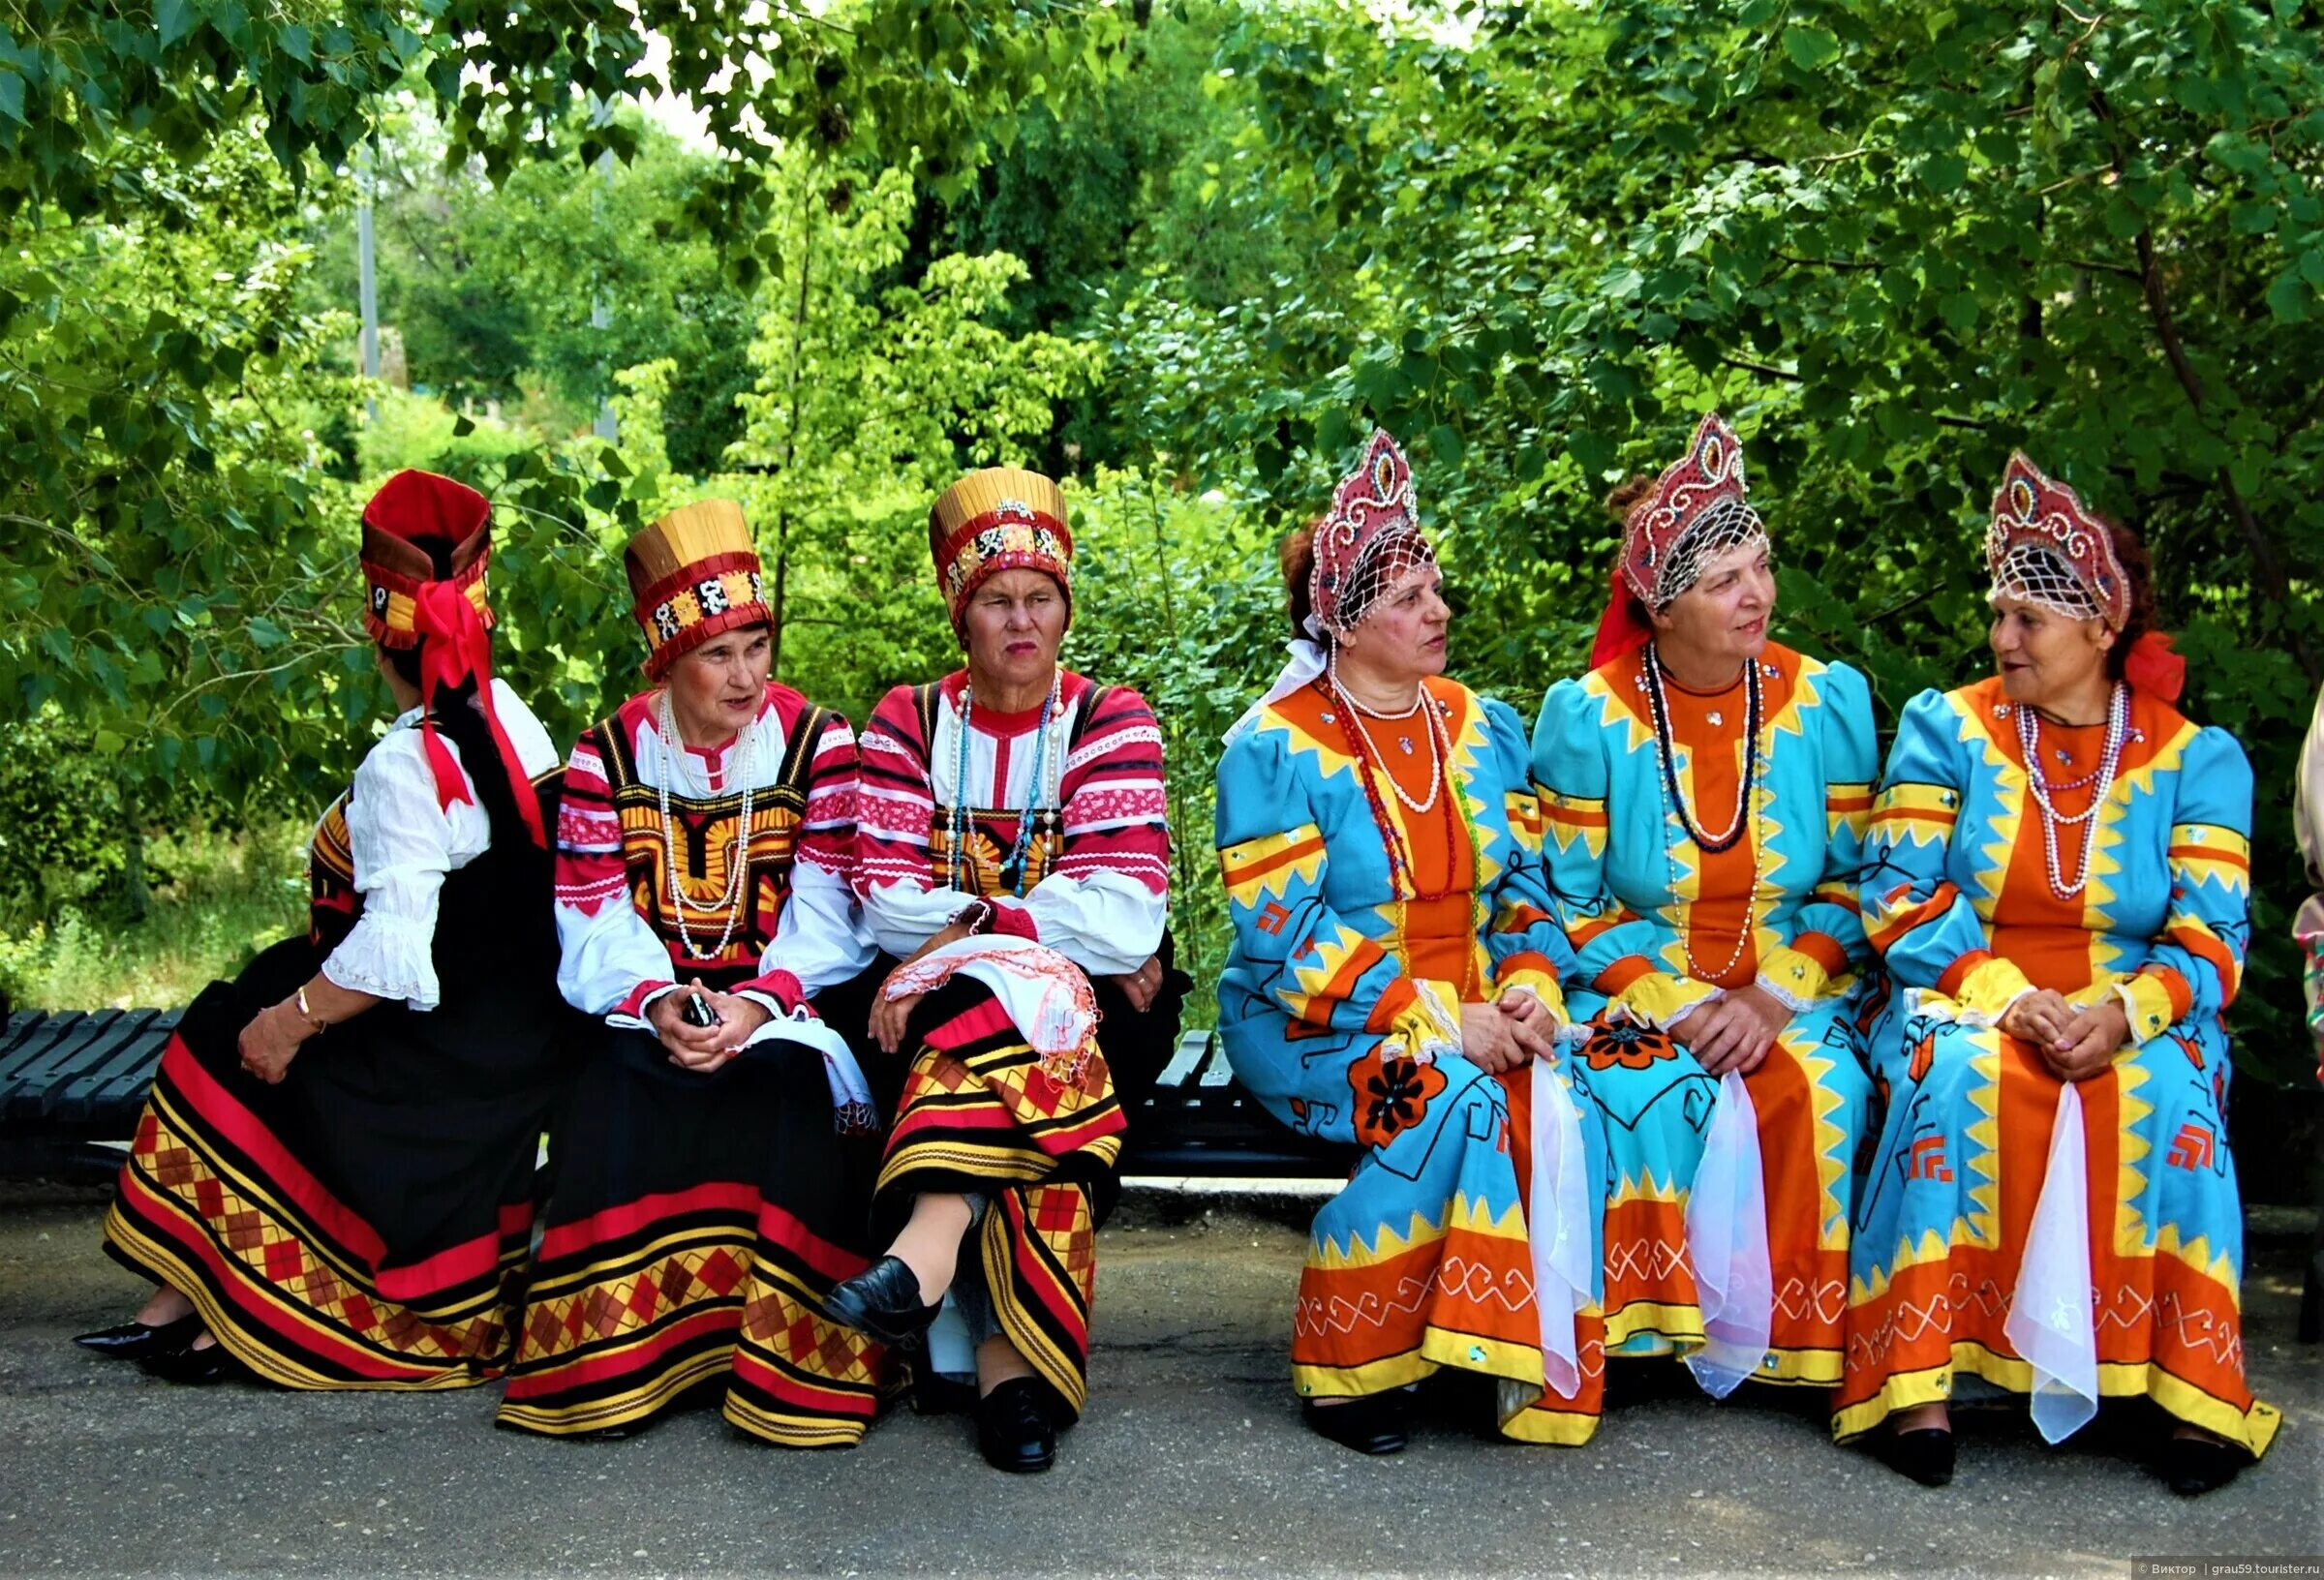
top-left (1990, 542), bottom-right (2102, 622)
top-left (1651, 497), bottom-right (1769, 610)
top-left (1321, 529), bottom-right (1438, 635)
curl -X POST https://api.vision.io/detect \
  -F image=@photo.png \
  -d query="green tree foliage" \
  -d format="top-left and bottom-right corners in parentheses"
top-left (311, 112), bottom-right (762, 470)
top-left (1088, 0), bottom-right (2324, 1078)
top-left (0, 0), bottom-right (1134, 912)
top-left (725, 157), bottom-right (1104, 714)
top-left (4, 0), bottom-right (2319, 1089)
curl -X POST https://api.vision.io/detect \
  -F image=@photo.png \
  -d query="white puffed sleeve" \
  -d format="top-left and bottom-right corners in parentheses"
top-left (319, 729), bottom-right (467, 1010)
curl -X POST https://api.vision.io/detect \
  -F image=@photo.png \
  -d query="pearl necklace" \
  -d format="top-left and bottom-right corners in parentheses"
top-left (656, 689), bottom-right (757, 961)
top-left (1642, 645), bottom-right (1765, 987)
top-left (1329, 651), bottom-right (1442, 814)
top-left (950, 674), bottom-right (1061, 897)
top-left (2016, 683), bottom-right (2127, 900)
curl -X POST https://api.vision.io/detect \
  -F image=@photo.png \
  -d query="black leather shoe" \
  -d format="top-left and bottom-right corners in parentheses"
top-left (139, 1338), bottom-right (248, 1385)
top-left (1874, 1426), bottom-right (1955, 1487)
top-left (74, 1314), bottom-right (201, 1360)
top-left (824, 1257), bottom-right (941, 1349)
top-left (2164, 1434), bottom-right (2246, 1497)
top-left (975, 1378), bottom-right (1056, 1474)
top-left (1301, 1393), bottom-right (1410, 1456)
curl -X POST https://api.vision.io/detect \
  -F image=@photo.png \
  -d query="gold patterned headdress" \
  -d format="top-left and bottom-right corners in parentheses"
top-left (624, 501), bottom-right (772, 680)
top-left (928, 468), bottom-right (1073, 638)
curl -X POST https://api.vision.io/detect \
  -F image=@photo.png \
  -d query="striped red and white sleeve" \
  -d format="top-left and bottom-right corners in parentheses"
top-left (552, 721), bottom-right (678, 1018)
top-left (1023, 683), bottom-right (1170, 975)
top-left (853, 684), bottom-right (981, 957)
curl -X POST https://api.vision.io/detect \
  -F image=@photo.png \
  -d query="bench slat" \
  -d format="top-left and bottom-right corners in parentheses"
top-left (1153, 1029), bottom-right (1212, 1088)
top-left (8, 1018), bottom-right (138, 1119)
top-left (55, 1012), bottom-right (177, 1122)
top-left (0, 1011), bottom-right (88, 1087)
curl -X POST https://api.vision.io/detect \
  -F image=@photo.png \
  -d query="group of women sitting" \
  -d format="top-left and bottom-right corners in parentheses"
top-left (76, 418), bottom-right (2276, 1498)
top-left (79, 466), bottom-right (1183, 1475)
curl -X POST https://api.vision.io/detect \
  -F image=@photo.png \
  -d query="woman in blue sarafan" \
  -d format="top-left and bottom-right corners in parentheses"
top-left (1531, 413), bottom-right (1878, 1420)
top-left (1839, 453), bottom-right (2276, 1497)
top-left (1215, 431), bottom-right (1605, 1456)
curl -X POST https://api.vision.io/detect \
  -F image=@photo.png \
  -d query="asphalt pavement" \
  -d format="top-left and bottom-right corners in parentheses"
top-left (2, 1182), bottom-right (2317, 1579)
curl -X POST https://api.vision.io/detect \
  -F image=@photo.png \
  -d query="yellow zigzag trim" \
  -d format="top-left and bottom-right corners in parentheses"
top-left (2169, 822), bottom-right (2250, 896)
top-left (2113, 1054), bottom-right (2155, 1256)
top-left (1311, 1193), bottom-right (1528, 1270)
top-left (1219, 823), bottom-right (1326, 909)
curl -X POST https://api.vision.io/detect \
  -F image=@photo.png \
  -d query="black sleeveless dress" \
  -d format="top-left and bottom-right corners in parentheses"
top-left (101, 693), bottom-right (584, 1387)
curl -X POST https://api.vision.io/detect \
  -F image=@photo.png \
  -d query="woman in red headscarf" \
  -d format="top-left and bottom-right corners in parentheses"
top-left (1532, 414), bottom-right (1878, 1429)
top-left (80, 471), bottom-right (576, 1389)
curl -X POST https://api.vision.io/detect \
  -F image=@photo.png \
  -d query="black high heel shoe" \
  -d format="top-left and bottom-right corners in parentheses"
top-left (1874, 1425), bottom-right (1956, 1487)
top-left (1301, 1392), bottom-right (1410, 1456)
top-left (139, 1337), bottom-right (249, 1385)
top-left (73, 1313), bottom-right (201, 1360)
top-left (2164, 1434), bottom-right (2247, 1497)
top-left (823, 1256), bottom-right (942, 1349)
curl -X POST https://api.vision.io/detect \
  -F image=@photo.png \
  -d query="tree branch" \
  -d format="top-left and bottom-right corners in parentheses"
top-left (1775, 252), bottom-right (1882, 272)
top-left (2091, 83), bottom-right (2319, 681)
top-left (1719, 353), bottom-right (1799, 382)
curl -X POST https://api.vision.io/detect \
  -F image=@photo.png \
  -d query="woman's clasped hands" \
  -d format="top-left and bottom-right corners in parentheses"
top-left (647, 978), bottom-right (773, 1072)
top-left (2000, 988), bottom-right (2131, 1082)
top-left (1675, 984), bottom-right (1790, 1077)
top-left (1457, 990), bottom-right (1565, 1075)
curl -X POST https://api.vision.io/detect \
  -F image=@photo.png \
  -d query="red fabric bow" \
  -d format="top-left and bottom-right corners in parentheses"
top-left (1588, 563), bottom-right (1653, 670)
top-left (410, 581), bottom-right (548, 849)
top-left (2122, 628), bottom-right (2185, 704)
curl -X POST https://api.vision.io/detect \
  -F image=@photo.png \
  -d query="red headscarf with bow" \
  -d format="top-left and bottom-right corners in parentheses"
top-left (358, 471), bottom-right (546, 848)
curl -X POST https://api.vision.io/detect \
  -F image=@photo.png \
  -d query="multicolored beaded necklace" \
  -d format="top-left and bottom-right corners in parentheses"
top-left (1640, 645), bottom-right (1766, 986)
top-left (949, 672), bottom-right (1062, 898)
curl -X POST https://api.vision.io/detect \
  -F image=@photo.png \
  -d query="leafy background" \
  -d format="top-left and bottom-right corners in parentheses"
top-left (2, 3), bottom-right (2318, 1128)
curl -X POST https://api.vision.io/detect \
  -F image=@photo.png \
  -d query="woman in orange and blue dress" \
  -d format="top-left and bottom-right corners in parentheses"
top-left (1216, 432), bottom-right (1600, 1455)
top-left (1841, 454), bottom-right (2275, 1495)
top-left (1531, 413), bottom-right (1878, 1417)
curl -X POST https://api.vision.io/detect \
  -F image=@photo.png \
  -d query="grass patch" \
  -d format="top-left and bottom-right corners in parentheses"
top-left (0, 823), bottom-right (308, 1011)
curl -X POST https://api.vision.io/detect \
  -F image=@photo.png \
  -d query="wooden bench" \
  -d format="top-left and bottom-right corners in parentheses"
top-left (0, 1010), bottom-right (182, 1175)
top-left (0, 1010), bottom-right (1335, 1180)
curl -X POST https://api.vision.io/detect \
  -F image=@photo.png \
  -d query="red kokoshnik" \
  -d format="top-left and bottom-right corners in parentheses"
top-left (1985, 451), bottom-right (2184, 703)
top-left (1590, 412), bottom-right (1768, 668)
top-left (1308, 430), bottom-right (1435, 635)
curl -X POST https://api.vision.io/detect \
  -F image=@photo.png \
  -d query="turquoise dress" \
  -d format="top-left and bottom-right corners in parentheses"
top-left (1836, 675), bottom-right (2277, 1457)
top-left (1531, 642), bottom-right (1876, 1382)
top-left (1215, 676), bottom-right (1611, 1443)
